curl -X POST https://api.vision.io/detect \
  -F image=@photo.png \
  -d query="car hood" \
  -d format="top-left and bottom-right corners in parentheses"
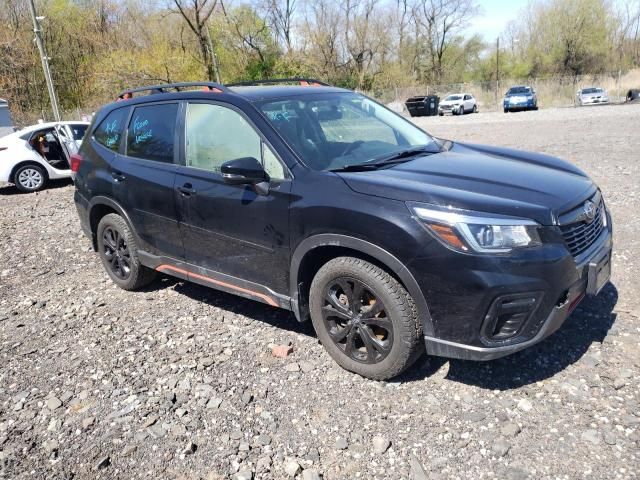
top-left (336, 142), bottom-right (596, 225)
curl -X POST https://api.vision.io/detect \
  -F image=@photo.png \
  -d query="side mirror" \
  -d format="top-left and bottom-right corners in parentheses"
top-left (221, 156), bottom-right (270, 195)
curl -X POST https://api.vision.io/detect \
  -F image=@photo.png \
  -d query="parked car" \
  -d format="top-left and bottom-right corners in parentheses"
top-left (576, 87), bottom-right (609, 106)
top-left (503, 86), bottom-right (538, 112)
top-left (438, 93), bottom-right (477, 115)
top-left (0, 98), bottom-right (14, 138)
top-left (0, 121), bottom-right (89, 192)
top-left (73, 79), bottom-right (612, 380)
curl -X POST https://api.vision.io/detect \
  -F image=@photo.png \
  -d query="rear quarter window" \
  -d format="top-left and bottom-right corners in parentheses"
top-left (93, 108), bottom-right (129, 151)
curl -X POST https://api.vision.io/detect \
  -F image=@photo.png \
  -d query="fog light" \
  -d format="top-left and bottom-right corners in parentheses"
top-left (482, 293), bottom-right (543, 343)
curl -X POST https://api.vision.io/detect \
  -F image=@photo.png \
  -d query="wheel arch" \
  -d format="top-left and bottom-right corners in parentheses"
top-left (88, 196), bottom-right (137, 251)
top-left (290, 234), bottom-right (434, 336)
top-left (10, 160), bottom-right (50, 184)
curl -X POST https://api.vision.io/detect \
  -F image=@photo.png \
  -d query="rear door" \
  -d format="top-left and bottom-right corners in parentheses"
top-left (175, 101), bottom-right (292, 294)
top-left (112, 101), bottom-right (183, 259)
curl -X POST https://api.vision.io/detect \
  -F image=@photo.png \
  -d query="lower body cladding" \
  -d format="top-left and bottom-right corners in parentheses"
top-left (413, 230), bottom-right (612, 361)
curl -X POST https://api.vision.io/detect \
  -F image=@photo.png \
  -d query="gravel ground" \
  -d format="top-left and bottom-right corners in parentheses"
top-left (1, 104), bottom-right (639, 480)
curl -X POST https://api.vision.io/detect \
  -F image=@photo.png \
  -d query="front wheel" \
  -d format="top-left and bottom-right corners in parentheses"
top-left (14, 164), bottom-right (46, 192)
top-left (472, 104), bottom-right (478, 113)
top-left (97, 213), bottom-right (156, 290)
top-left (309, 257), bottom-right (423, 380)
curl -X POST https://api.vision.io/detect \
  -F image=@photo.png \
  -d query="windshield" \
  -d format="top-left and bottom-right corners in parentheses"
top-left (507, 87), bottom-right (530, 95)
top-left (581, 88), bottom-right (601, 94)
top-left (258, 92), bottom-right (436, 171)
top-left (444, 95), bottom-right (462, 101)
top-left (69, 124), bottom-right (88, 141)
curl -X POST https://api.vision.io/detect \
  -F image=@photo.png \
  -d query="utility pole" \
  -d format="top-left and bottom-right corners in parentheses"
top-left (205, 21), bottom-right (221, 84)
top-left (28, 0), bottom-right (60, 122)
top-left (495, 36), bottom-right (500, 107)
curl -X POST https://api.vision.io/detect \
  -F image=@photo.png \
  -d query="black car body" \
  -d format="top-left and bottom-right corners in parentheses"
top-left (73, 80), bottom-right (612, 379)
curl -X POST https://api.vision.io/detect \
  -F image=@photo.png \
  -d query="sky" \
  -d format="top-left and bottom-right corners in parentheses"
top-left (468, 0), bottom-right (530, 41)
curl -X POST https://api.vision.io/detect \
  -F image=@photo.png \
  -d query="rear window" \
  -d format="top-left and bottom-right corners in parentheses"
top-left (125, 103), bottom-right (178, 163)
top-left (70, 124), bottom-right (88, 141)
top-left (507, 87), bottom-right (531, 95)
top-left (94, 108), bottom-right (129, 151)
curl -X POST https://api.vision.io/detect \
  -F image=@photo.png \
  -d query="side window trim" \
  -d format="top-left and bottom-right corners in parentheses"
top-left (182, 100), bottom-right (292, 181)
top-left (121, 100), bottom-right (180, 164)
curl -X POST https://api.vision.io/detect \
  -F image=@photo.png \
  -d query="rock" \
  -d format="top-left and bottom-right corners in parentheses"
top-left (148, 424), bottom-right (166, 439)
top-left (372, 436), bottom-right (391, 454)
top-left (232, 471), bottom-right (253, 480)
top-left (302, 469), bottom-right (322, 480)
top-left (122, 444), bottom-right (137, 456)
top-left (284, 460), bottom-right (301, 477)
top-left (241, 391), bottom-right (253, 405)
top-left (604, 432), bottom-right (617, 445)
top-left (613, 378), bottom-right (626, 390)
top-left (299, 360), bottom-right (315, 373)
top-left (239, 442), bottom-right (250, 452)
top-left (335, 437), bottom-right (348, 450)
top-left (82, 417), bottom-right (95, 429)
top-left (95, 456), bottom-right (111, 470)
top-left (257, 434), bottom-right (271, 446)
top-left (517, 399), bottom-right (532, 412)
top-left (581, 429), bottom-right (600, 445)
top-left (171, 424), bottom-right (187, 437)
top-left (182, 441), bottom-right (197, 455)
top-left (462, 411), bottom-right (486, 423)
top-left (43, 439), bottom-right (59, 453)
top-left (272, 344), bottom-right (293, 358)
top-left (46, 397), bottom-right (63, 410)
top-left (501, 422), bottom-right (521, 437)
top-left (285, 362), bottom-right (300, 372)
top-left (142, 415), bottom-right (158, 428)
top-left (207, 397), bottom-right (223, 409)
top-left (409, 456), bottom-right (428, 480)
top-left (492, 438), bottom-right (511, 457)
top-left (175, 408), bottom-right (187, 417)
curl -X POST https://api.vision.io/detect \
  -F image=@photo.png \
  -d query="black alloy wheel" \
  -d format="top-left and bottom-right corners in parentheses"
top-left (102, 226), bottom-right (131, 280)
top-left (321, 277), bottom-right (393, 364)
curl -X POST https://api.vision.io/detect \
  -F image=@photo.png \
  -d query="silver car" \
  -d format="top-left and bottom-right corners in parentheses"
top-left (576, 87), bottom-right (609, 106)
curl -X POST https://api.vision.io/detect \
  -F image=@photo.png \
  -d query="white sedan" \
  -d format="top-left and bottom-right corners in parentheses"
top-left (438, 93), bottom-right (478, 116)
top-left (576, 87), bottom-right (609, 106)
top-left (0, 121), bottom-right (89, 192)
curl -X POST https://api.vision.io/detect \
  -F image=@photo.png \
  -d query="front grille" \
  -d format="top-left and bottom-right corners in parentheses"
top-left (560, 200), bottom-right (606, 257)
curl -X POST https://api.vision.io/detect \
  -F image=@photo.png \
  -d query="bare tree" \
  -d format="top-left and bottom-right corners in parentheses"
top-left (262, 0), bottom-right (296, 52)
top-left (415, 0), bottom-right (479, 83)
top-left (171, 0), bottom-right (220, 81)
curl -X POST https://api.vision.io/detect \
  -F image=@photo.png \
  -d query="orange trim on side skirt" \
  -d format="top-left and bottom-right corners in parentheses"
top-left (156, 264), bottom-right (278, 307)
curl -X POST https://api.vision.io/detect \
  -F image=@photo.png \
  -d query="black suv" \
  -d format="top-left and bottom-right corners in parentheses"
top-left (73, 79), bottom-right (613, 380)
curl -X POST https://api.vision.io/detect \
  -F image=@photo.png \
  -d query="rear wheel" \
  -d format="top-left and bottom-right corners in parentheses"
top-left (14, 164), bottom-right (46, 192)
top-left (309, 257), bottom-right (423, 380)
top-left (97, 213), bottom-right (156, 290)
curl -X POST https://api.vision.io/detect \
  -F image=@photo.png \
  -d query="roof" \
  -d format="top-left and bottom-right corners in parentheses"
top-left (11, 120), bottom-right (90, 135)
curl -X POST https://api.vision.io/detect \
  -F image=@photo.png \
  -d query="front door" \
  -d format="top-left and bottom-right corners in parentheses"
top-left (175, 101), bottom-right (291, 295)
top-left (112, 102), bottom-right (183, 259)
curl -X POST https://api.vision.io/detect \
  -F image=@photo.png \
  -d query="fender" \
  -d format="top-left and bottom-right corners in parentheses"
top-left (289, 233), bottom-right (435, 336)
top-left (87, 196), bottom-right (139, 250)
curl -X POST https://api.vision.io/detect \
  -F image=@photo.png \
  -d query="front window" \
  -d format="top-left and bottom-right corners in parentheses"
top-left (507, 87), bottom-right (530, 95)
top-left (258, 92), bottom-right (435, 171)
top-left (444, 95), bottom-right (463, 101)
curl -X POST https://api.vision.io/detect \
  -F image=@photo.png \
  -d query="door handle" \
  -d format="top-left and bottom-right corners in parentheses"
top-left (111, 171), bottom-right (126, 182)
top-left (177, 183), bottom-right (196, 196)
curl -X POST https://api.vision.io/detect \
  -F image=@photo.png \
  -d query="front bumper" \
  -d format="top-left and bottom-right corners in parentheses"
top-left (412, 223), bottom-right (612, 361)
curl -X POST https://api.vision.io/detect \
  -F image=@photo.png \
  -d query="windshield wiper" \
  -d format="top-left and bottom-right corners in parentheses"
top-left (329, 146), bottom-right (439, 172)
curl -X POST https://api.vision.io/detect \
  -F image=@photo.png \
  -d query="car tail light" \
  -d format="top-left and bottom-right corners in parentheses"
top-left (70, 153), bottom-right (83, 173)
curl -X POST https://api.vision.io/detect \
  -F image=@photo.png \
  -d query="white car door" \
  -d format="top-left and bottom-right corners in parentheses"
top-left (465, 95), bottom-right (474, 111)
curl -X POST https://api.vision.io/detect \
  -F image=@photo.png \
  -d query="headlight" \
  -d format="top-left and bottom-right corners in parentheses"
top-left (408, 203), bottom-right (542, 253)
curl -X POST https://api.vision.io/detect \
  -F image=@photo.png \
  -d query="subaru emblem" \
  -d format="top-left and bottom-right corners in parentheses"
top-left (583, 201), bottom-right (596, 222)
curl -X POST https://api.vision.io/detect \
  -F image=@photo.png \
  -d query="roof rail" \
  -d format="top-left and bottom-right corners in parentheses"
top-left (117, 82), bottom-right (230, 100)
top-left (226, 78), bottom-right (332, 87)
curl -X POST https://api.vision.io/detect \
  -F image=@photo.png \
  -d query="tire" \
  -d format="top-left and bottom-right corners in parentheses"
top-left (438, 112), bottom-right (444, 116)
top-left (96, 213), bottom-right (156, 290)
top-left (472, 104), bottom-right (478, 113)
top-left (504, 108), bottom-right (509, 113)
top-left (14, 164), bottom-right (46, 193)
top-left (309, 257), bottom-right (423, 380)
